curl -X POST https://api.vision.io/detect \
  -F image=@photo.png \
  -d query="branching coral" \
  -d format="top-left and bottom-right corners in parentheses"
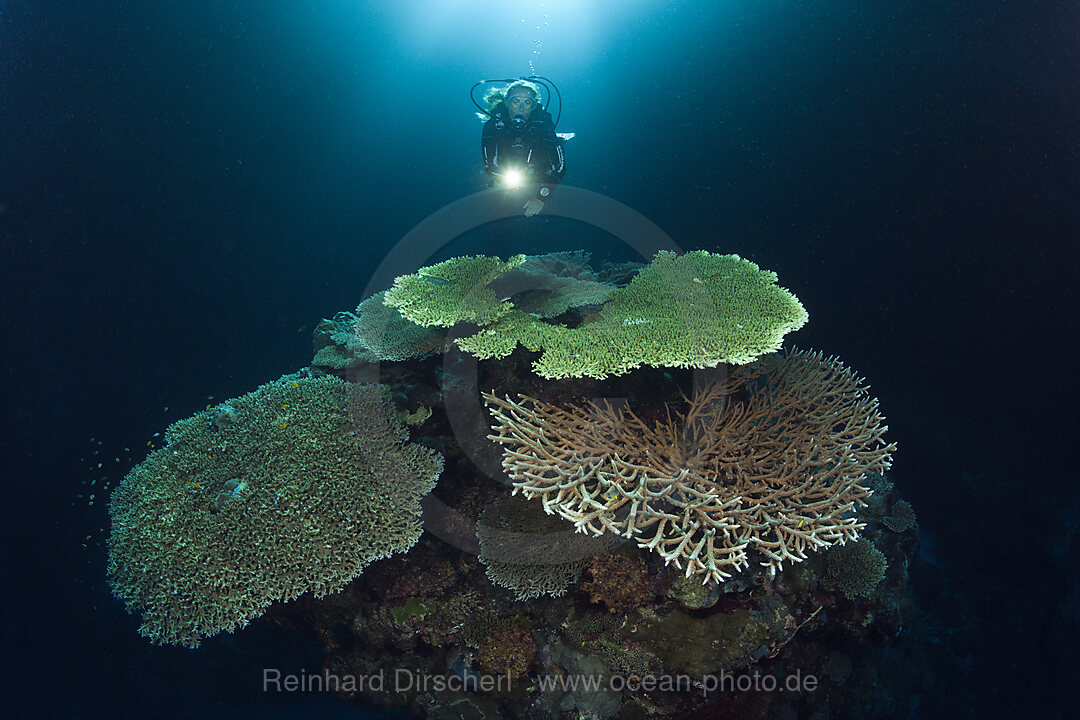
top-left (107, 376), bottom-right (442, 647)
top-left (825, 540), bottom-right (888, 599)
top-left (484, 349), bottom-right (895, 584)
top-left (883, 499), bottom-right (917, 532)
top-left (477, 494), bottom-right (619, 600)
top-left (350, 291), bottom-right (449, 362)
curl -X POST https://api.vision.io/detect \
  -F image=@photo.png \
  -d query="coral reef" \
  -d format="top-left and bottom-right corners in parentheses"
top-left (110, 248), bottom-right (922, 719)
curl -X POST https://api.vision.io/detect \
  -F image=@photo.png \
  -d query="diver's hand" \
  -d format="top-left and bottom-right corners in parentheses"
top-left (523, 198), bottom-right (544, 217)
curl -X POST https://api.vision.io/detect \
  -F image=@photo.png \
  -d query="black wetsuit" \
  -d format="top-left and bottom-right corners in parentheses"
top-left (481, 102), bottom-right (566, 202)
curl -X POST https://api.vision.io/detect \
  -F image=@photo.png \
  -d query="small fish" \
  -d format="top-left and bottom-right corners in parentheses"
top-left (288, 381), bottom-right (301, 388)
top-left (280, 422), bottom-right (288, 430)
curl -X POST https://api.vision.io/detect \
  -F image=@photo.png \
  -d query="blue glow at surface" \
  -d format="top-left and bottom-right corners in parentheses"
top-left (277, 0), bottom-right (767, 197)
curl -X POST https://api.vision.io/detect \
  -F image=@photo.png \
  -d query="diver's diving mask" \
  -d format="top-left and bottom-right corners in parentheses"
top-left (507, 95), bottom-right (536, 111)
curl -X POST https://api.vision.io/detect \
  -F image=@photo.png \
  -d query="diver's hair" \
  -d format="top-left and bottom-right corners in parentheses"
top-left (477, 80), bottom-right (541, 121)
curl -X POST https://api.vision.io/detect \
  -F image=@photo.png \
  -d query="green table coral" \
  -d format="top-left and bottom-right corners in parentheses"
top-left (376, 250), bottom-right (807, 379)
top-left (107, 375), bottom-right (442, 647)
top-left (461, 250), bottom-right (809, 379)
top-left (384, 253), bottom-right (526, 328)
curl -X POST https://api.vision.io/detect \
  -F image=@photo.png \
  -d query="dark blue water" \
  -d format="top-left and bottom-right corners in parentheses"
top-left (2, 0), bottom-right (1076, 717)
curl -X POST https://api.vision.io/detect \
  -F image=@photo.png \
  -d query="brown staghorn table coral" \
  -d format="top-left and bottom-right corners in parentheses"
top-left (483, 349), bottom-right (895, 584)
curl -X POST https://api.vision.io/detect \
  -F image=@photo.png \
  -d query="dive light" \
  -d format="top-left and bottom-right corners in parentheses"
top-left (499, 167), bottom-right (526, 189)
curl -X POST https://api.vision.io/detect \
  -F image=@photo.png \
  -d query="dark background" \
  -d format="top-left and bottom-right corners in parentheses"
top-left (1, 0), bottom-right (1076, 717)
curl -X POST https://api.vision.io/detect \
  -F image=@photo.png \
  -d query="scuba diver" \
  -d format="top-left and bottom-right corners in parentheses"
top-left (476, 78), bottom-right (567, 217)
